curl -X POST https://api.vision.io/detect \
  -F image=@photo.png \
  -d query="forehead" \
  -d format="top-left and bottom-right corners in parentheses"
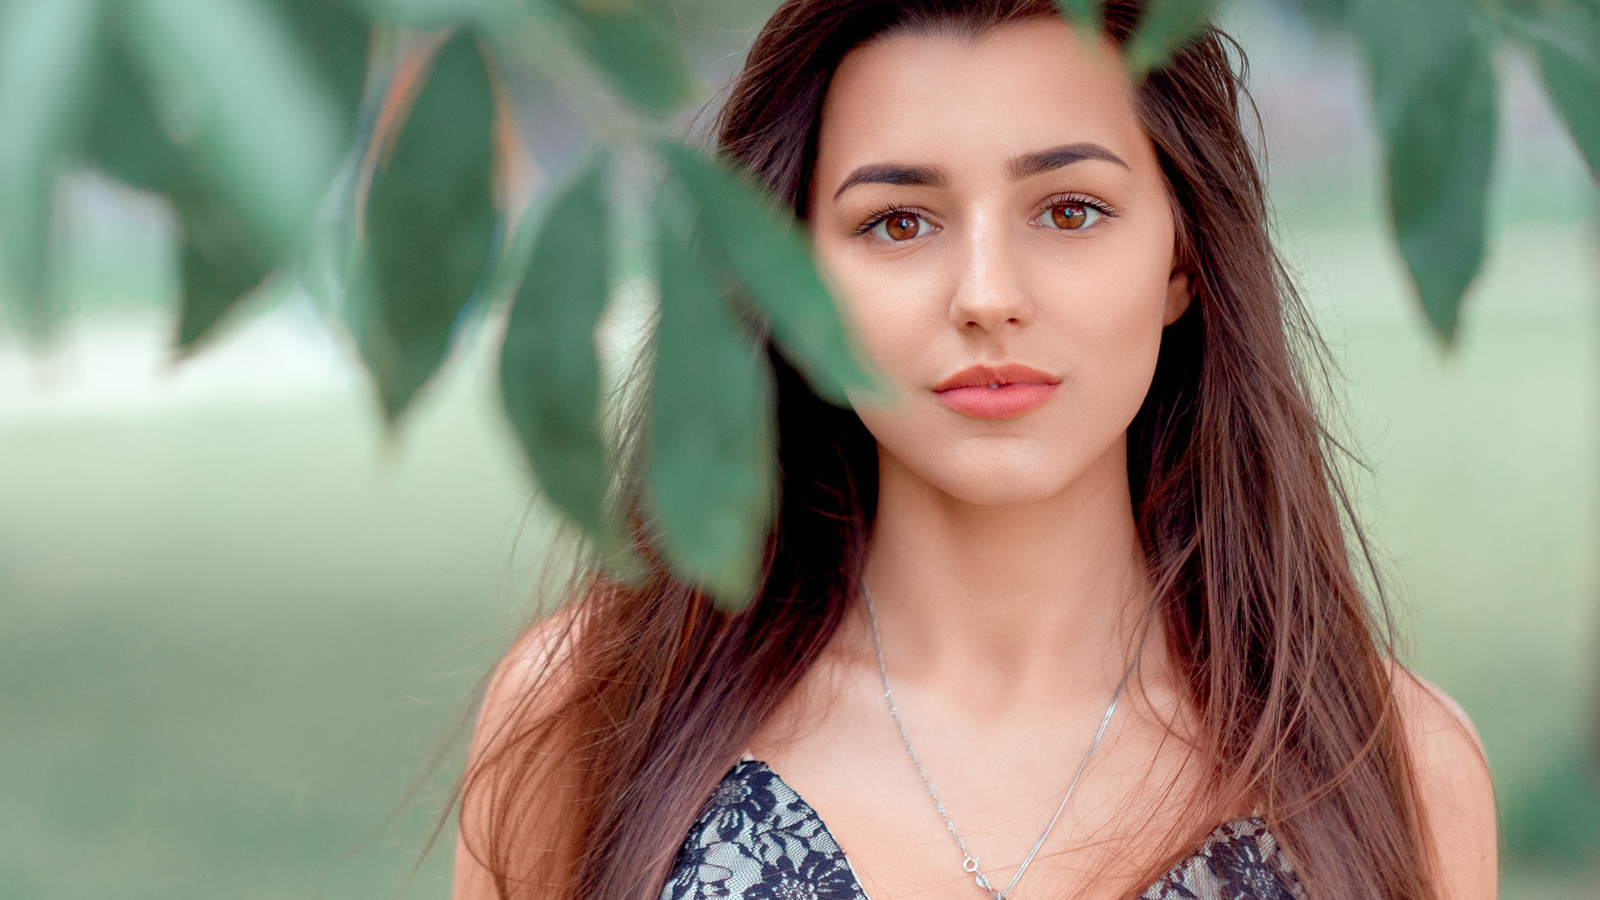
top-left (815, 18), bottom-right (1152, 182)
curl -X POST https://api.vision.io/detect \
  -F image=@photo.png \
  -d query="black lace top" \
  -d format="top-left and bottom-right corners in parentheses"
top-left (661, 760), bottom-right (1305, 900)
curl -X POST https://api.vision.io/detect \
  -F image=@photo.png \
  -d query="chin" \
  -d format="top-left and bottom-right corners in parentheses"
top-left (874, 427), bottom-right (1130, 510)
top-left (911, 457), bottom-right (1083, 507)
top-left (942, 478), bottom-right (1068, 507)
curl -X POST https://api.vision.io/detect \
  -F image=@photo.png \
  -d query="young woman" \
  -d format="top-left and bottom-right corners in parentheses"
top-left (453, 2), bottom-right (1497, 898)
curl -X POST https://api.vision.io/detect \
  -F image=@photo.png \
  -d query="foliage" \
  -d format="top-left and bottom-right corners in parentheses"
top-left (1350, 0), bottom-right (1498, 342)
top-left (353, 28), bottom-right (498, 420)
top-left (1508, 0), bottom-right (1600, 180)
top-left (0, 0), bottom-right (1597, 606)
top-left (499, 152), bottom-right (613, 544)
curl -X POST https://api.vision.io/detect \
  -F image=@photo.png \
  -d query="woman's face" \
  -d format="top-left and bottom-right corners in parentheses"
top-left (809, 17), bottom-right (1190, 507)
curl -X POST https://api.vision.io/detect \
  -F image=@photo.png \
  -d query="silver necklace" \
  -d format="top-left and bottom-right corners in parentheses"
top-left (863, 584), bottom-right (1134, 900)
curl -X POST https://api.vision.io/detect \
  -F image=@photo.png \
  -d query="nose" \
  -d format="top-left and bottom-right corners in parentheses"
top-left (947, 213), bottom-right (1032, 333)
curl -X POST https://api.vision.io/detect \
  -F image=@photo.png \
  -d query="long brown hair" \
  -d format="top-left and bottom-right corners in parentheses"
top-left (458, 2), bottom-right (1433, 898)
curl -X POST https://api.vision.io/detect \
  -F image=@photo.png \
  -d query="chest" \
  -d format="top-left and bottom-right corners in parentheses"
top-left (661, 761), bottom-right (1305, 900)
top-left (738, 659), bottom-right (1221, 900)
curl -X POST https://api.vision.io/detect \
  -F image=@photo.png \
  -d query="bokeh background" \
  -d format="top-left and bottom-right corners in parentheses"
top-left (2, 0), bottom-right (1597, 897)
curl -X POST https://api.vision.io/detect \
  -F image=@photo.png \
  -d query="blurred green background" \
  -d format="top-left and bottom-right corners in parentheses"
top-left (2, 1), bottom-right (1598, 897)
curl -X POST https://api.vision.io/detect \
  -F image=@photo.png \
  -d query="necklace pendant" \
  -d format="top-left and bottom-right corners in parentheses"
top-left (865, 586), bottom-right (1129, 900)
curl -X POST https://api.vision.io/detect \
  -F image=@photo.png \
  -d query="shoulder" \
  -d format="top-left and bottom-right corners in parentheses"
top-left (463, 603), bottom-right (592, 795)
top-left (478, 605), bottom-right (583, 732)
top-left (453, 606), bottom-right (584, 900)
top-left (1384, 661), bottom-right (1497, 900)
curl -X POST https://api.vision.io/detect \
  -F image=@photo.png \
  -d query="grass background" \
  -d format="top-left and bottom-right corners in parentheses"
top-left (3, 4), bottom-right (1600, 898)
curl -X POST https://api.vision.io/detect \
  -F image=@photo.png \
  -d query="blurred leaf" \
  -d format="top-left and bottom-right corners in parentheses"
top-left (1124, 0), bottom-right (1219, 76)
top-left (297, 18), bottom-right (414, 319)
top-left (87, 0), bottom-right (366, 354)
top-left (659, 141), bottom-right (872, 406)
top-left (0, 0), bottom-right (101, 332)
top-left (274, 0), bottom-right (373, 126)
top-left (650, 209), bottom-right (774, 609)
top-left (1503, 738), bottom-right (1600, 865)
top-left (1291, 0), bottom-right (1351, 31)
top-left (1511, 4), bottom-right (1600, 180)
top-left (562, 0), bottom-right (693, 112)
top-left (357, 29), bottom-right (497, 420)
top-left (1055, 0), bottom-right (1103, 32)
top-left (1353, 0), bottom-right (1497, 343)
top-left (77, 27), bottom-right (272, 352)
top-left (80, 36), bottom-right (185, 194)
top-left (357, 0), bottom-right (498, 30)
top-left (122, 0), bottom-right (346, 255)
top-left (172, 182), bottom-right (274, 355)
top-left (499, 153), bottom-right (612, 540)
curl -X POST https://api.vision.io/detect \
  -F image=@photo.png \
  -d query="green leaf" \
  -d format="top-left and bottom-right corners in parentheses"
top-left (1124, 0), bottom-right (1219, 76)
top-left (1054, 0), bottom-right (1103, 32)
top-left (0, 0), bottom-right (101, 331)
top-left (659, 141), bottom-right (873, 407)
top-left (172, 182), bottom-right (274, 355)
top-left (80, 36), bottom-right (186, 195)
top-left (1512, 5), bottom-right (1600, 181)
top-left (564, 0), bottom-right (693, 113)
top-left (77, 30), bottom-right (273, 353)
top-left (1294, 0), bottom-right (1351, 32)
top-left (356, 0), bottom-right (497, 30)
top-left (500, 153), bottom-right (612, 540)
top-left (357, 29), bottom-right (497, 420)
top-left (272, 0), bottom-right (375, 315)
top-left (122, 0), bottom-right (346, 255)
top-left (274, 0), bottom-right (372, 128)
top-left (650, 209), bottom-right (774, 609)
top-left (1353, 0), bottom-right (1497, 343)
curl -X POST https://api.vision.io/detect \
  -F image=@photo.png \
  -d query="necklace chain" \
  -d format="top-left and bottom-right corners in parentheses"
top-left (862, 583), bottom-right (1134, 900)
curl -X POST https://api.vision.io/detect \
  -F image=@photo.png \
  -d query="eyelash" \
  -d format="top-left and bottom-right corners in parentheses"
top-left (849, 193), bottom-right (1122, 239)
top-left (1040, 192), bottom-right (1122, 223)
top-left (850, 203), bottom-right (926, 237)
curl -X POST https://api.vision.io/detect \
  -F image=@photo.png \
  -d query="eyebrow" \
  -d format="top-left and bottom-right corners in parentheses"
top-left (832, 163), bottom-right (947, 200)
top-left (1008, 142), bottom-right (1129, 179)
top-left (831, 142), bottom-right (1129, 201)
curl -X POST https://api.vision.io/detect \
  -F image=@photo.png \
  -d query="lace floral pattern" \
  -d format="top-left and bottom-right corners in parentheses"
top-left (1140, 818), bottom-right (1306, 900)
top-left (662, 760), bottom-right (866, 900)
top-left (662, 760), bottom-right (1304, 900)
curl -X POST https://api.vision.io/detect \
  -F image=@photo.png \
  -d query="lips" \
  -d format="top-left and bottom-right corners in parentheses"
top-left (933, 363), bottom-right (1061, 419)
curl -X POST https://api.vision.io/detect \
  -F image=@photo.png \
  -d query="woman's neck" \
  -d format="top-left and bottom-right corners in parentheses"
top-left (861, 438), bottom-right (1151, 697)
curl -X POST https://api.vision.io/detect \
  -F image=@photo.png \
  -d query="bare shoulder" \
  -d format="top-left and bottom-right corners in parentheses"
top-left (476, 606), bottom-right (583, 738)
top-left (1385, 661), bottom-right (1497, 900)
top-left (453, 606), bottom-right (584, 900)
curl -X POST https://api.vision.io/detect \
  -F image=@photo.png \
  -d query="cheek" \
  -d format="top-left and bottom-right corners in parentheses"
top-left (1029, 229), bottom-right (1175, 377)
top-left (1066, 264), bottom-right (1169, 375)
top-left (842, 279), bottom-right (923, 363)
top-left (1096, 308), bottom-right (1167, 427)
top-left (816, 245), bottom-right (947, 384)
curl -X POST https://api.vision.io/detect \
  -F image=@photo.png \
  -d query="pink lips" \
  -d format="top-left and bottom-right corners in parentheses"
top-left (933, 363), bottom-right (1061, 419)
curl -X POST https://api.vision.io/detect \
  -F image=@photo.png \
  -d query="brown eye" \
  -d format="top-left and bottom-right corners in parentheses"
top-left (1051, 202), bottom-right (1088, 229)
top-left (884, 213), bottom-right (921, 241)
top-left (1036, 200), bottom-right (1104, 232)
top-left (866, 211), bottom-right (932, 242)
